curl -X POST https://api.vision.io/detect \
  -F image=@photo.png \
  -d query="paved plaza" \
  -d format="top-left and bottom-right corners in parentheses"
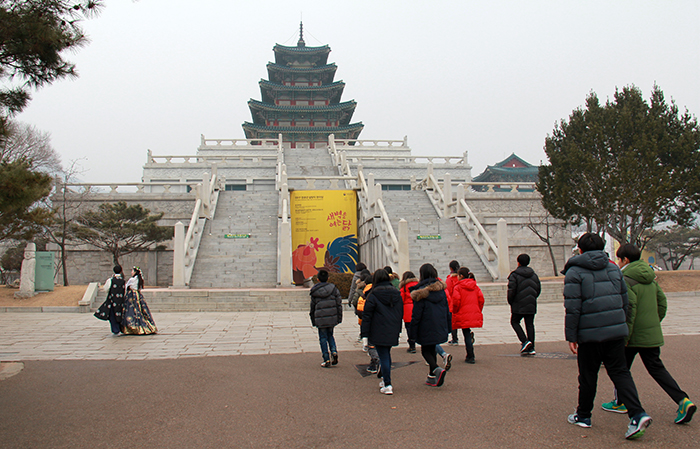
top-left (1, 293), bottom-right (698, 448)
top-left (0, 294), bottom-right (698, 361)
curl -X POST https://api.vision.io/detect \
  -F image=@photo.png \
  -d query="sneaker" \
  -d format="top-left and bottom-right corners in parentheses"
top-left (520, 341), bottom-right (533, 354)
top-left (448, 340), bottom-right (458, 346)
top-left (442, 353), bottom-right (453, 371)
top-left (321, 360), bottom-right (331, 368)
top-left (567, 413), bottom-right (592, 428)
top-left (380, 385), bottom-right (393, 395)
top-left (434, 367), bottom-right (447, 387)
top-left (331, 352), bottom-right (338, 365)
top-left (526, 349), bottom-right (536, 356)
top-left (407, 346), bottom-right (416, 354)
top-left (425, 375), bottom-right (438, 386)
top-left (465, 357), bottom-right (475, 364)
top-left (625, 413), bottom-right (652, 440)
top-left (601, 399), bottom-right (627, 414)
top-left (379, 379), bottom-right (385, 388)
top-left (675, 398), bottom-right (696, 424)
top-left (366, 362), bottom-right (378, 374)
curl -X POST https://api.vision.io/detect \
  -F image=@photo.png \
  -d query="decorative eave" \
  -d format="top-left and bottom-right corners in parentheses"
top-left (242, 122), bottom-right (364, 134)
top-left (273, 44), bottom-right (330, 66)
top-left (267, 63), bottom-right (337, 84)
top-left (248, 99), bottom-right (356, 113)
top-left (259, 80), bottom-right (345, 103)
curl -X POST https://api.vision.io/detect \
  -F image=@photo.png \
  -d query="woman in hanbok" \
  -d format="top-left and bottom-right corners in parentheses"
top-left (121, 266), bottom-right (158, 335)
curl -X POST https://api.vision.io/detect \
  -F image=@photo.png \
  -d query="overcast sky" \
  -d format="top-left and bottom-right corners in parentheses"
top-left (16, 0), bottom-right (700, 184)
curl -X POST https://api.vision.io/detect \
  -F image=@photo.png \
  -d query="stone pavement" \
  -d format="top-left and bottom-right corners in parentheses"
top-left (1, 293), bottom-right (698, 361)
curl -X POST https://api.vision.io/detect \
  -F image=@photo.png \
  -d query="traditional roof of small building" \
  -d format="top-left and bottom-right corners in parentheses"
top-left (266, 63), bottom-right (337, 74)
top-left (472, 153), bottom-right (539, 183)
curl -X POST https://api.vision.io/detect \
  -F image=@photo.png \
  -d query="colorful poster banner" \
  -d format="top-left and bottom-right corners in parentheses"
top-left (290, 190), bottom-right (358, 285)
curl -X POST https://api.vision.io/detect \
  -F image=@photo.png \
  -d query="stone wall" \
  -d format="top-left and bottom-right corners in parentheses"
top-left (59, 249), bottom-right (173, 287)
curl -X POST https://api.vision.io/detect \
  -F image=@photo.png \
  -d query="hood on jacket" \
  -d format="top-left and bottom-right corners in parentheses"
top-left (622, 259), bottom-right (656, 285)
top-left (410, 279), bottom-right (447, 302)
top-left (399, 277), bottom-right (418, 289)
top-left (562, 250), bottom-right (611, 275)
top-left (371, 281), bottom-right (401, 306)
top-left (456, 277), bottom-right (477, 291)
top-left (513, 266), bottom-right (536, 278)
top-left (310, 282), bottom-right (336, 297)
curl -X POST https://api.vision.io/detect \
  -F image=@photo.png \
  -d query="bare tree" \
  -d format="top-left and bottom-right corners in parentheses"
top-left (0, 121), bottom-right (62, 174)
top-left (526, 207), bottom-right (568, 276)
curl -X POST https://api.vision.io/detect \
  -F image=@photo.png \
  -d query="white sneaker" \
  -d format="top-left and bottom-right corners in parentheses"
top-left (379, 379), bottom-right (385, 388)
top-left (380, 385), bottom-right (393, 395)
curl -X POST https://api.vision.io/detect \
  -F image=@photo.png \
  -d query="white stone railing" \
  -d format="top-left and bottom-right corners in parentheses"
top-left (147, 154), bottom-right (280, 165)
top-left (345, 155), bottom-right (468, 165)
top-left (199, 135), bottom-right (283, 149)
top-left (61, 182), bottom-right (199, 195)
top-left (173, 167), bottom-right (221, 287)
top-left (333, 137), bottom-right (408, 148)
top-left (357, 169), bottom-right (400, 268)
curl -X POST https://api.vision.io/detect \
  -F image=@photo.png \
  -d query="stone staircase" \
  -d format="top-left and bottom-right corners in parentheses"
top-left (188, 190), bottom-right (279, 288)
top-left (381, 190), bottom-right (492, 281)
top-left (283, 146), bottom-right (338, 189)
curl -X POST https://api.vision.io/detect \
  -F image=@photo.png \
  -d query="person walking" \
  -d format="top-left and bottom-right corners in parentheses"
top-left (563, 233), bottom-right (651, 440)
top-left (361, 269), bottom-right (403, 395)
top-left (451, 267), bottom-right (484, 363)
top-left (121, 267), bottom-right (157, 335)
top-left (94, 265), bottom-right (126, 335)
top-left (445, 260), bottom-right (460, 345)
top-left (346, 262), bottom-right (367, 309)
top-left (600, 243), bottom-right (696, 424)
top-left (399, 271), bottom-right (418, 353)
top-left (410, 263), bottom-right (451, 387)
top-left (507, 254), bottom-right (541, 355)
top-left (310, 269), bottom-right (343, 368)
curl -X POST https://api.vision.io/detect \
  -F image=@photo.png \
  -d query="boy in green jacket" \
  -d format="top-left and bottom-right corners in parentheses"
top-left (601, 243), bottom-right (696, 424)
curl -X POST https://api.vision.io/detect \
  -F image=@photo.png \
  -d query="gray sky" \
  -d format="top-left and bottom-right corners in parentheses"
top-left (16, 0), bottom-right (700, 184)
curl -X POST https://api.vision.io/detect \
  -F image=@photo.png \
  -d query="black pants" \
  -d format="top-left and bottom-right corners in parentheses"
top-left (511, 313), bottom-right (535, 347)
top-left (621, 346), bottom-right (688, 404)
top-left (421, 344), bottom-right (438, 373)
top-left (576, 338), bottom-right (644, 419)
top-left (405, 322), bottom-right (415, 348)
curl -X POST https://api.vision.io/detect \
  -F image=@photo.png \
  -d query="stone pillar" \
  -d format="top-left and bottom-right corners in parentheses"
top-left (16, 243), bottom-right (36, 298)
top-left (172, 222), bottom-right (185, 288)
top-left (443, 173), bottom-right (452, 217)
top-left (497, 218), bottom-right (510, 280)
top-left (279, 219), bottom-right (292, 286)
top-left (455, 184), bottom-right (465, 216)
top-left (398, 219), bottom-right (410, 276)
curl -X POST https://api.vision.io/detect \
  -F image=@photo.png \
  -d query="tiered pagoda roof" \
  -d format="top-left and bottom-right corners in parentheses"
top-left (243, 23), bottom-right (363, 147)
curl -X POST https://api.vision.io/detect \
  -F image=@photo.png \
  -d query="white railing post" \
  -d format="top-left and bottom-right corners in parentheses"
top-left (398, 219), bottom-right (409, 275)
top-left (443, 173), bottom-right (452, 217)
top-left (279, 207), bottom-right (292, 286)
top-left (172, 222), bottom-right (185, 288)
top-left (497, 218), bottom-right (510, 280)
top-left (455, 183), bottom-right (465, 215)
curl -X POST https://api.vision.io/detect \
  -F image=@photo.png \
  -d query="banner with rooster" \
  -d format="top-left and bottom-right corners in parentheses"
top-left (290, 190), bottom-right (358, 285)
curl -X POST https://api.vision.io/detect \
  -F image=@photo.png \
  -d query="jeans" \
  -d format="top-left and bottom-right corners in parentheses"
top-left (511, 313), bottom-right (535, 348)
top-left (318, 327), bottom-right (337, 362)
top-left (436, 344), bottom-right (446, 357)
top-left (375, 345), bottom-right (393, 386)
top-left (619, 346), bottom-right (688, 404)
top-left (576, 337), bottom-right (644, 419)
top-left (462, 328), bottom-right (475, 358)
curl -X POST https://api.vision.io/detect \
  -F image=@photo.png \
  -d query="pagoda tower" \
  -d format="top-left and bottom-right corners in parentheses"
top-left (242, 23), bottom-right (364, 148)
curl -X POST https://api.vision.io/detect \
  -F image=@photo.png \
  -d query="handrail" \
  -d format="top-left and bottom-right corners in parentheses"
top-left (459, 198), bottom-right (498, 257)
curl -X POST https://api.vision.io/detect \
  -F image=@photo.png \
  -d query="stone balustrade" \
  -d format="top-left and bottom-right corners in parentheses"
top-left (61, 182), bottom-right (199, 195)
top-left (147, 155), bottom-right (279, 165)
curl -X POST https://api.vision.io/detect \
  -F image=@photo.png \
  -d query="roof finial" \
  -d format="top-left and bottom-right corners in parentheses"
top-left (297, 21), bottom-right (306, 47)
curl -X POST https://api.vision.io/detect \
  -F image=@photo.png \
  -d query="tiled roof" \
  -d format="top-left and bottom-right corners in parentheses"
top-left (266, 63), bottom-right (337, 73)
top-left (259, 80), bottom-right (344, 91)
top-left (248, 100), bottom-right (356, 112)
top-left (242, 122), bottom-right (364, 133)
top-left (273, 44), bottom-right (330, 53)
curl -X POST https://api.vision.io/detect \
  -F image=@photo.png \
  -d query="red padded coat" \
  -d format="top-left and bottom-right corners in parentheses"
top-left (451, 277), bottom-right (484, 329)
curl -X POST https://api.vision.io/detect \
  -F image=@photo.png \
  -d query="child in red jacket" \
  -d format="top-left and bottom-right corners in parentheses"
top-left (451, 267), bottom-right (484, 363)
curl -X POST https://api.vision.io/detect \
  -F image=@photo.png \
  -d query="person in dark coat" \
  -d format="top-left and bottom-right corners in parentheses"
top-left (564, 233), bottom-right (651, 440)
top-left (310, 269), bottom-right (343, 368)
top-left (507, 254), bottom-right (541, 355)
top-left (94, 265), bottom-right (126, 334)
top-left (410, 263), bottom-right (450, 387)
top-left (361, 269), bottom-right (403, 395)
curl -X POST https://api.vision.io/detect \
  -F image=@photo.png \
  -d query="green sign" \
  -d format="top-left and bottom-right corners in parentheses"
top-left (224, 233), bottom-right (250, 239)
top-left (417, 235), bottom-right (441, 240)
top-left (35, 251), bottom-right (55, 291)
